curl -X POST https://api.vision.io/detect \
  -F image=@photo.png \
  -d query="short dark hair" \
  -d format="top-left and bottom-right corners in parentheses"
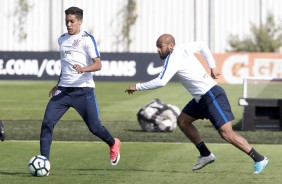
top-left (65, 7), bottom-right (83, 20)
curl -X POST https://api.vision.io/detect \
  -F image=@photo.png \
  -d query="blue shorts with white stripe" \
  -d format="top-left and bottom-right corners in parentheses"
top-left (182, 85), bottom-right (235, 129)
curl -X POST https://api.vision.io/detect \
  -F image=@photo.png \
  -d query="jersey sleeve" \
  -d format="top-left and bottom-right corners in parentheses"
top-left (58, 33), bottom-right (66, 46)
top-left (183, 41), bottom-right (216, 68)
top-left (84, 32), bottom-right (100, 58)
top-left (136, 54), bottom-right (178, 90)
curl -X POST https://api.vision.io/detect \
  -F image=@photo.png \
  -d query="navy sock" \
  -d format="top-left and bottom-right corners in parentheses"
top-left (196, 142), bottom-right (211, 157)
top-left (248, 148), bottom-right (264, 162)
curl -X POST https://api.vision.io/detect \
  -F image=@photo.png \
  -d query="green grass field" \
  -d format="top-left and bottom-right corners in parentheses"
top-left (0, 141), bottom-right (281, 184)
top-left (0, 80), bottom-right (281, 183)
top-left (1, 80), bottom-right (282, 144)
top-left (0, 80), bottom-right (242, 122)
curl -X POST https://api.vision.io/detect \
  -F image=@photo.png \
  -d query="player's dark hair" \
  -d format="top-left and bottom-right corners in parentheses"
top-left (65, 7), bottom-right (83, 20)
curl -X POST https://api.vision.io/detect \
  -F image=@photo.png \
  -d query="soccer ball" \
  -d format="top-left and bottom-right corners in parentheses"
top-left (28, 155), bottom-right (50, 177)
top-left (158, 119), bottom-right (177, 132)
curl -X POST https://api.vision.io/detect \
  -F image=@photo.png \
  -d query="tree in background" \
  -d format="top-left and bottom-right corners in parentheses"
top-left (114, 0), bottom-right (138, 52)
top-left (228, 13), bottom-right (282, 52)
top-left (13, 0), bottom-right (33, 41)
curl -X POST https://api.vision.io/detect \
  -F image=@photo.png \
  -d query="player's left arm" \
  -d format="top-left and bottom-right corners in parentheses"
top-left (73, 57), bottom-right (102, 73)
top-left (210, 67), bottom-right (220, 79)
top-left (184, 41), bottom-right (220, 79)
top-left (199, 43), bottom-right (221, 79)
top-left (73, 33), bottom-right (102, 73)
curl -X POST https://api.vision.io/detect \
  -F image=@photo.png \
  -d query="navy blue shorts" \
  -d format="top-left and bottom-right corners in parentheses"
top-left (182, 85), bottom-right (234, 129)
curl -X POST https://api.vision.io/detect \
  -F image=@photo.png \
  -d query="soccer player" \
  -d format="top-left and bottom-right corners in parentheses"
top-left (40, 7), bottom-right (120, 166)
top-left (0, 120), bottom-right (4, 141)
top-left (125, 34), bottom-right (268, 174)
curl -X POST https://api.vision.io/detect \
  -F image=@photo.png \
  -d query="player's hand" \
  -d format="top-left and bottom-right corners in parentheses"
top-left (49, 85), bottom-right (58, 97)
top-left (73, 64), bottom-right (84, 73)
top-left (125, 84), bottom-right (137, 95)
top-left (211, 68), bottom-right (220, 79)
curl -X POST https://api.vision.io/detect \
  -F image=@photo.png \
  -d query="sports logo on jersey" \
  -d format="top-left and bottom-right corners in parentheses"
top-left (72, 39), bottom-right (81, 47)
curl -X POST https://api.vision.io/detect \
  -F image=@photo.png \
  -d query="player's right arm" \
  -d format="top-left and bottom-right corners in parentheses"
top-left (49, 73), bottom-right (61, 97)
top-left (49, 36), bottom-right (64, 97)
top-left (125, 84), bottom-right (137, 95)
top-left (125, 54), bottom-right (178, 94)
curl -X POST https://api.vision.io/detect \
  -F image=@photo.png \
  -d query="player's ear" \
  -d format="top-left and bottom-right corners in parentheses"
top-left (168, 43), bottom-right (174, 51)
top-left (79, 19), bottom-right (83, 25)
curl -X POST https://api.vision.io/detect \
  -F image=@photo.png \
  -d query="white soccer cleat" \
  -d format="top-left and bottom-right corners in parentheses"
top-left (254, 157), bottom-right (268, 174)
top-left (192, 153), bottom-right (215, 171)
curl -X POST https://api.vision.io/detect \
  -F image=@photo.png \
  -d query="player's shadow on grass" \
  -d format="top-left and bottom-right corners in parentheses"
top-left (76, 168), bottom-right (188, 174)
top-left (126, 129), bottom-right (144, 132)
top-left (126, 129), bottom-right (175, 133)
top-left (0, 171), bottom-right (28, 177)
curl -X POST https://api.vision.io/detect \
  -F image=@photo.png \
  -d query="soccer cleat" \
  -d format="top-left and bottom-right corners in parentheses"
top-left (192, 153), bottom-right (215, 171)
top-left (253, 157), bottom-right (268, 174)
top-left (110, 138), bottom-right (121, 166)
top-left (0, 120), bottom-right (5, 142)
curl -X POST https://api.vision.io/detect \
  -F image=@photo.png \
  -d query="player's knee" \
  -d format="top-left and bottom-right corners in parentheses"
top-left (217, 122), bottom-right (234, 141)
top-left (218, 129), bottom-right (234, 142)
top-left (41, 117), bottom-right (57, 134)
top-left (177, 116), bottom-right (185, 127)
top-left (219, 131), bottom-right (227, 141)
top-left (177, 114), bottom-right (193, 128)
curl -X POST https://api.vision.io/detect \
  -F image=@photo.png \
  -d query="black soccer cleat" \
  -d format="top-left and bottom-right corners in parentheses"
top-left (0, 120), bottom-right (5, 141)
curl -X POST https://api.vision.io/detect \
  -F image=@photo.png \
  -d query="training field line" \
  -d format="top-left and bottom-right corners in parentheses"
top-left (3, 140), bottom-right (279, 146)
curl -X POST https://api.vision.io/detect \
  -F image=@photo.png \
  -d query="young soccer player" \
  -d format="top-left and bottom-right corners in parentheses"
top-left (40, 7), bottom-right (120, 166)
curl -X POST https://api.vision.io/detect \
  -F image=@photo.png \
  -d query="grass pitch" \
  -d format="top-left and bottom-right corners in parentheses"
top-left (0, 141), bottom-right (280, 184)
top-left (0, 80), bottom-right (241, 122)
top-left (0, 81), bottom-right (281, 183)
top-left (1, 80), bottom-right (282, 144)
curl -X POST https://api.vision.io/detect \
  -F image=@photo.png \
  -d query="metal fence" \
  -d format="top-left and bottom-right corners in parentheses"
top-left (1, 0), bottom-right (282, 53)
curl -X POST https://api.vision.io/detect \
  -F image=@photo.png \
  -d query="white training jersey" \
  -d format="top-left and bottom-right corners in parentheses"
top-left (136, 41), bottom-right (217, 102)
top-left (58, 31), bottom-right (100, 88)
